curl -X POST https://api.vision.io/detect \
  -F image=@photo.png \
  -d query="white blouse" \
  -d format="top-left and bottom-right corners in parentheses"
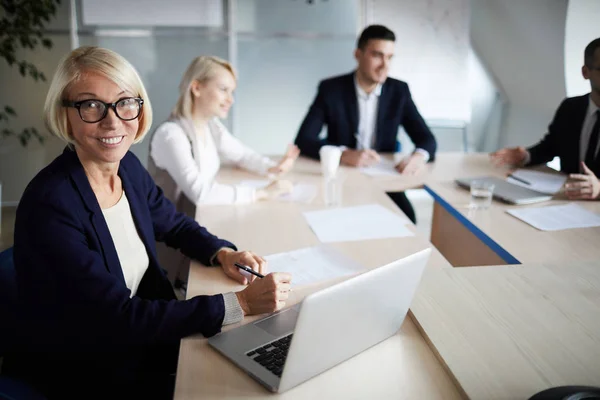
top-left (102, 192), bottom-right (149, 297)
top-left (150, 118), bottom-right (276, 205)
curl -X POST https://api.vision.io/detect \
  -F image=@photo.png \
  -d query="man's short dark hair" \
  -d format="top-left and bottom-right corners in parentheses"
top-left (357, 25), bottom-right (395, 50)
top-left (584, 38), bottom-right (600, 67)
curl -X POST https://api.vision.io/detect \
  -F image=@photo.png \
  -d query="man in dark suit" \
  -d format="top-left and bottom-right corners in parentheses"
top-left (491, 37), bottom-right (600, 200)
top-left (294, 25), bottom-right (437, 223)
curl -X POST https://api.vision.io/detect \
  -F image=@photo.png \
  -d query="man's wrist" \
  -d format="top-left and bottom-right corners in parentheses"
top-left (413, 149), bottom-right (429, 162)
top-left (521, 150), bottom-right (531, 166)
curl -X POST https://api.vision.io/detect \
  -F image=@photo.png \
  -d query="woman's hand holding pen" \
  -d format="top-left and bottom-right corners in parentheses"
top-left (216, 248), bottom-right (267, 284)
top-left (216, 248), bottom-right (292, 315)
top-left (235, 272), bottom-right (292, 315)
top-left (260, 144), bottom-right (298, 201)
top-left (256, 180), bottom-right (294, 201)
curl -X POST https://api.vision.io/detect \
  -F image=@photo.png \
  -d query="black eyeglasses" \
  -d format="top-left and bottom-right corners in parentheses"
top-left (62, 97), bottom-right (144, 123)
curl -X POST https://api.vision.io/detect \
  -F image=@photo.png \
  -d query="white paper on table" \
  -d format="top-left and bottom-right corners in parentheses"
top-left (506, 203), bottom-right (600, 231)
top-left (239, 180), bottom-right (318, 204)
top-left (264, 245), bottom-right (366, 287)
top-left (506, 169), bottom-right (567, 195)
top-left (239, 180), bottom-right (270, 189)
top-left (302, 203), bottom-right (413, 243)
top-left (359, 159), bottom-right (398, 177)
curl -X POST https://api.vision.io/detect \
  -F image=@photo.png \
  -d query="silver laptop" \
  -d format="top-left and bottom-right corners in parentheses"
top-left (455, 176), bottom-right (552, 205)
top-left (208, 249), bottom-right (430, 393)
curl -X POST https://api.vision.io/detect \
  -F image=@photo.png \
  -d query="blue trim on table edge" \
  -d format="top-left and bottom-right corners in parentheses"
top-left (424, 185), bottom-right (521, 265)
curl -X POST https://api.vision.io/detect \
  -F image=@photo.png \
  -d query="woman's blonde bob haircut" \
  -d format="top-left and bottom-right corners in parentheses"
top-left (44, 46), bottom-right (153, 144)
top-left (171, 55), bottom-right (236, 120)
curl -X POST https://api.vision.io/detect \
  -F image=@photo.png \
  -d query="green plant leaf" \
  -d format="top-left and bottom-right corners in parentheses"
top-left (1, 0), bottom-right (61, 148)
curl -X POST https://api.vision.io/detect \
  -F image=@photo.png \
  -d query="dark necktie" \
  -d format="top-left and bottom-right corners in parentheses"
top-left (584, 110), bottom-right (600, 168)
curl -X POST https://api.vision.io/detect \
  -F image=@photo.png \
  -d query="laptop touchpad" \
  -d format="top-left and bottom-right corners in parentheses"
top-left (254, 308), bottom-right (299, 337)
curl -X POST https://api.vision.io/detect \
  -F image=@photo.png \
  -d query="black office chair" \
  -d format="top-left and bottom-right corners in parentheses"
top-left (0, 247), bottom-right (16, 356)
top-left (0, 247), bottom-right (47, 400)
top-left (529, 386), bottom-right (600, 400)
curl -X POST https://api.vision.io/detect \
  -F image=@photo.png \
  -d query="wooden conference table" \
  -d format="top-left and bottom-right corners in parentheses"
top-left (370, 152), bottom-right (600, 266)
top-left (411, 261), bottom-right (600, 399)
top-left (174, 153), bottom-right (600, 399)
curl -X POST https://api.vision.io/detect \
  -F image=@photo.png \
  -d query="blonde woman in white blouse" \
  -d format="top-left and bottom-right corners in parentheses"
top-left (149, 56), bottom-right (299, 287)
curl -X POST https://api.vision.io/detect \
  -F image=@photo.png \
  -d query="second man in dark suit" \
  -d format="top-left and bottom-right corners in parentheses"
top-left (294, 25), bottom-right (437, 223)
top-left (491, 37), bottom-right (600, 200)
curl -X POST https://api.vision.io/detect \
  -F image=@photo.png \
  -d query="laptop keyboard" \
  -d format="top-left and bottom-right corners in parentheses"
top-left (245, 333), bottom-right (293, 378)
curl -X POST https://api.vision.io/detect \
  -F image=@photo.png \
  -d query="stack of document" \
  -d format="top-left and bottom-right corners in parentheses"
top-left (506, 169), bottom-right (567, 195)
top-left (359, 159), bottom-right (399, 177)
top-left (506, 203), bottom-right (600, 231)
top-left (302, 203), bottom-right (413, 242)
top-left (264, 245), bottom-right (366, 287)
top-left (239, 180), bottom-right (318, 204)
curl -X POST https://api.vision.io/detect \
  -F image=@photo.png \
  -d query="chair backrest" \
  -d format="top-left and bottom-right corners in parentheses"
top-left (0, 247), bottom-right (16, 356)
top-left (0, 375), bottom-right (48, 400)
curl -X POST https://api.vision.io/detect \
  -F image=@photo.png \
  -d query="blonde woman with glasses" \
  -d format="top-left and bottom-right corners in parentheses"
top-left (149, 56), bottom-right (299, 288)
top-left (4, 47), bottom-right (291, 399)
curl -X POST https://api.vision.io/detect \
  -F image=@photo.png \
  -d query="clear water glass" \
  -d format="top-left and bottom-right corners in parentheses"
top-left (323, 177), bottom-right (342, 207)
top-left (469, 180), bottom-right (495, 209)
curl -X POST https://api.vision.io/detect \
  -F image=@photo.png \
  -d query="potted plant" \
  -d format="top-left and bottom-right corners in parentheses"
top-left (1, 0), bottom-right (62, 147)
top-left (1, 0), bottom-right (61, 227)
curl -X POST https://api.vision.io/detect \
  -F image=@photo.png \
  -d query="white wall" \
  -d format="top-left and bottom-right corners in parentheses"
top-left (371, 0), bottom-right (470, 122)
top-left (471, 0), bottom-right (568, 150)
top-left (564, 0), bottom-right (600, 97)
top-left (468, 47), bottom-right (504, 152)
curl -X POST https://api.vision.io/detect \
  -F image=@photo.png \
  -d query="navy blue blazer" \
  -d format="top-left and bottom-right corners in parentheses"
top-left (6, 147), bottom-right (236, 393)
top-left (527, 94), bottom-right (600, 176)
top-left (294, 72), bottom-right (437, 160)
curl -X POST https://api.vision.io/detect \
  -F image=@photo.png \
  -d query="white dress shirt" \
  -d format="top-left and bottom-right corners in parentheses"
top-left (150, 118), bottom-right (276, 205)
top-left (579, 96), bottom-right (600, 164)
top-left (355, 79), bottom-right (382, 150)
top-left (353, 76), bottom-right (430, 161)
top-left (102, 192), bottom-right (149, 297)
